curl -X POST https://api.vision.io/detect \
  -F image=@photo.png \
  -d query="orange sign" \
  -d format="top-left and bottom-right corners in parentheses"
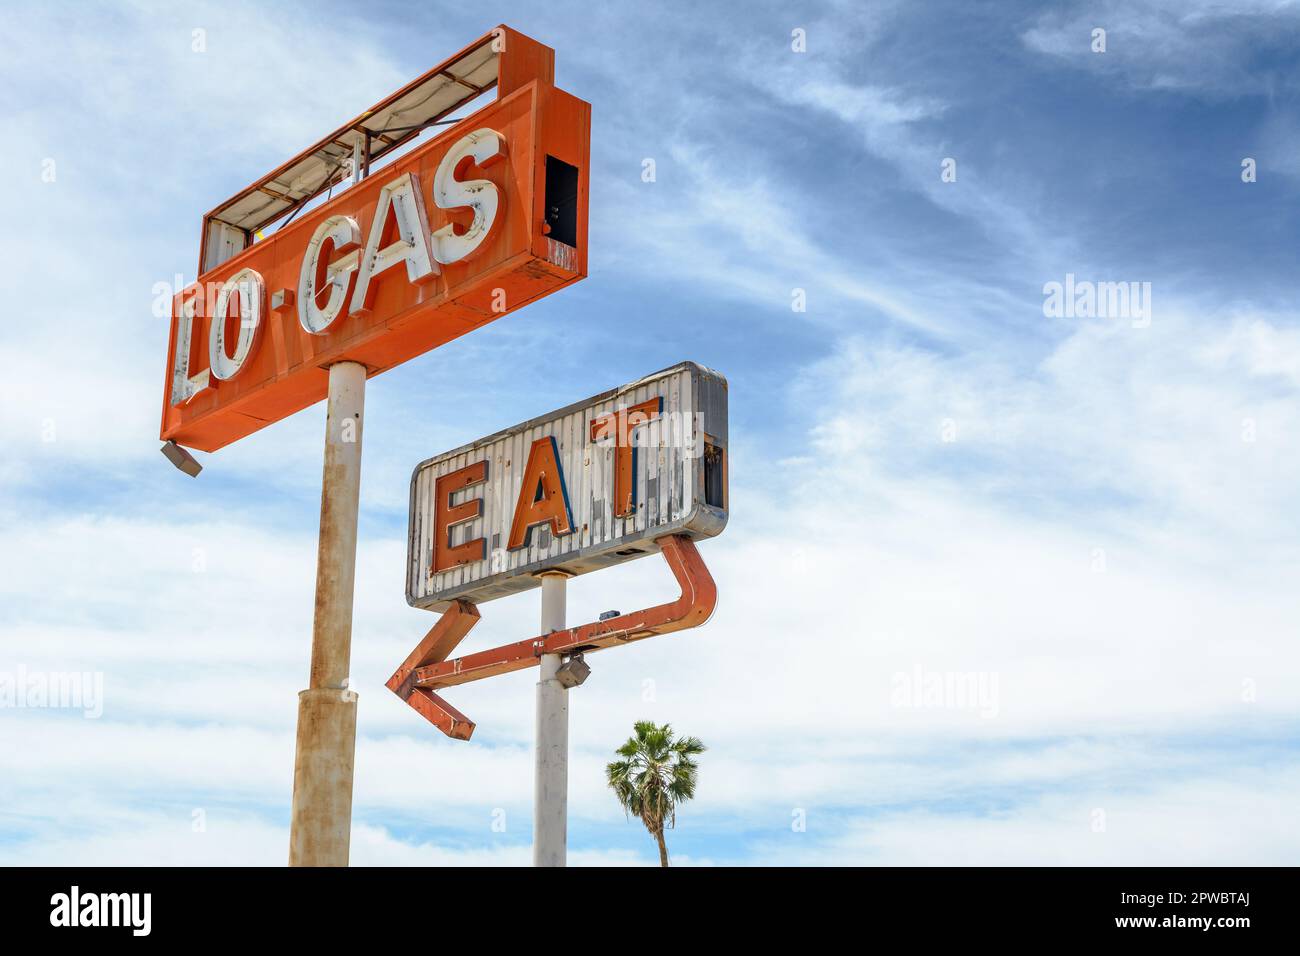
top-left (160, 27), bottom-right (590, 452)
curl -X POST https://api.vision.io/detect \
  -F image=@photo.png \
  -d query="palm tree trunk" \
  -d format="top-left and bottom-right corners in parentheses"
top-left (654, 828), bottom-right (669, 867)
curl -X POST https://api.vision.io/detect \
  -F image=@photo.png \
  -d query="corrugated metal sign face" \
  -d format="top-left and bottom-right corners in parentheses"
top-left (408, 362), bottom-right (728, 609)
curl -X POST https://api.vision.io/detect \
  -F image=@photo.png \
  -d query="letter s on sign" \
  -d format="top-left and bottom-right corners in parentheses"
top-left (431, 128), bottom-right (506, 265)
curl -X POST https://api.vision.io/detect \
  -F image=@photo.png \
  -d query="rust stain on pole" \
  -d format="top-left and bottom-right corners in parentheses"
top-left (289, 687), bottom-right (359, 865)
top-left (290, 361), bottom-right (366, 867)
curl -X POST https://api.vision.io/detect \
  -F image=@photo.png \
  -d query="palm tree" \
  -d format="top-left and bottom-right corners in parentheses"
top-left (606, 720), bottom-right (706, 866)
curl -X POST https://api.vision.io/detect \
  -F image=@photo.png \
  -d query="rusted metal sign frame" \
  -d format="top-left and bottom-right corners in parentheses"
top-left (197, 25), bottom-right (556, 269)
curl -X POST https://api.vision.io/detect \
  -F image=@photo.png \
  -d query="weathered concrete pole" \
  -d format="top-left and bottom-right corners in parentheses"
top-left (289, 361), bottom-right (366, 867)
top-left (533, 571), bottom-right (569, 867)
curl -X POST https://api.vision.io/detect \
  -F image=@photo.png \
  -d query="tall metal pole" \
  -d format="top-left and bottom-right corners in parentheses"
top-left (533, 571), bottom-right (569, 867)
top-left (289, 361), bottom-right (366, 867)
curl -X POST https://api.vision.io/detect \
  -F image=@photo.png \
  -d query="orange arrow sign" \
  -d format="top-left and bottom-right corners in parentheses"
top-left (386, 600), bottom-right (481, 740)
top-left (387, 535), bottom-right (717, 739)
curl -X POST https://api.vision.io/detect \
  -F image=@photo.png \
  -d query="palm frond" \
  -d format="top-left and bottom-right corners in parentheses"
top-left (672, 735), bottom-right (707, 756)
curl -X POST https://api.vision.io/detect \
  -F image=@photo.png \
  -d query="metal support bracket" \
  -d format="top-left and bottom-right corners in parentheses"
top-left (386, 535), bottom-right (717, 740)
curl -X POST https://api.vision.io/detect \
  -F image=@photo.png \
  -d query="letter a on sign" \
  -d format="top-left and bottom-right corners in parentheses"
top-left (508, 437), bottom-right (574, 550)
top-left (350, 172), bottom-right (438, 316)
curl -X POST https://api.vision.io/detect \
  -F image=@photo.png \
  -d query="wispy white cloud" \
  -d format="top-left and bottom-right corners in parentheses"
top-left (769, 767), bottom-right (1300, 865)
top-left (1022, 0), bottom-right (1300, 96)
top-left (804, 305), bottom-right (1300, 561)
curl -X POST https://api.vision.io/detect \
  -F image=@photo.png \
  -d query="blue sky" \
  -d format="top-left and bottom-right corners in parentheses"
top-left (1, 0), bottom-right (1299, 865)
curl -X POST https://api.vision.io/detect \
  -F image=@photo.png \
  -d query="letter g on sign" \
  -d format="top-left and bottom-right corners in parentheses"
top-left (298, 214), bottom-right (361, 334)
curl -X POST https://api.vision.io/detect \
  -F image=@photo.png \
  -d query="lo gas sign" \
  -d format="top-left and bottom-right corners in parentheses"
top-left (157, 26), bottom-right (594, 866)
top-left (408, 362), bottom-right (728, 609)
top-left (160, 27), bottom-right (589, 452)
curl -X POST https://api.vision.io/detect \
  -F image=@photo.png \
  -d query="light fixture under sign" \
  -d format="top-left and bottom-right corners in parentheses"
top-left (160, 440), bottom-right (202, 477)
top-left (554, 653), bottom-right (590, 689)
